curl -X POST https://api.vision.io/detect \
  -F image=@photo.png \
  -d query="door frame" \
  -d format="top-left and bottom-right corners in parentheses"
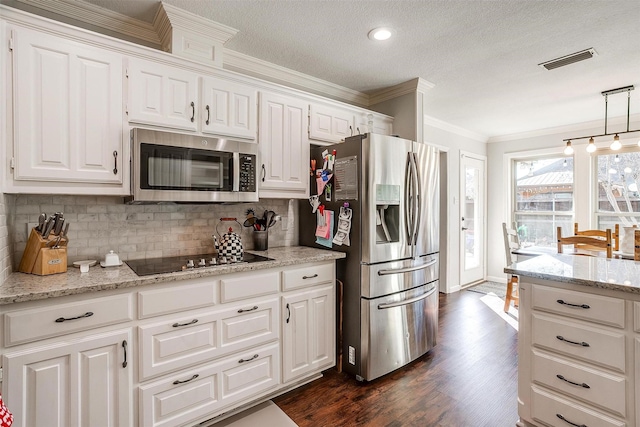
top-left (459, 151), bottom-right (487, 287)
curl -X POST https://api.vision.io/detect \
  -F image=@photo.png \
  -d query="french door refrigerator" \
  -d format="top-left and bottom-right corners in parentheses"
top-left (299, 133), bottom-right (440, 381)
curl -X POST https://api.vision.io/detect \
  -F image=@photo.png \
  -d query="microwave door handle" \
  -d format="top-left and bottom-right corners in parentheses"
top-left (232, 153), bottom-right (240, 192)
top-left (218, 160), bottom-right (224, 189)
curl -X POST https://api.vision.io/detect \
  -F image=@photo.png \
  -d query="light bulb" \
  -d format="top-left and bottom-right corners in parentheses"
top-left (563, 141), bottom-right (574, 155)
top-left (610, 134), bottom-right (621, 150)
top-left (368, 27), bottom-right (394, 41)
top-left (637, 138), bottom-right (640, 147)
top-left (586, 137), bottom-right (596, 153)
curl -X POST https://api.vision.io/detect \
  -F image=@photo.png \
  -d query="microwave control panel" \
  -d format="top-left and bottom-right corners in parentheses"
top-left (239, 154), bottom-right (256, 192)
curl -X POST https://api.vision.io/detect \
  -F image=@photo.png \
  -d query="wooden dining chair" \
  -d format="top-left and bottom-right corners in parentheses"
top-left (501, 222), bottom-right (520, 312)
top-left (574, 223), bottom-right (619, 252)
top-left (557, 226), bottom-right (613, 258)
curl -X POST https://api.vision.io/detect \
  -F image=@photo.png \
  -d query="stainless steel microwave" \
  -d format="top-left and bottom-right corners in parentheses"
top-left (128, 128), bottom-right (258, 203)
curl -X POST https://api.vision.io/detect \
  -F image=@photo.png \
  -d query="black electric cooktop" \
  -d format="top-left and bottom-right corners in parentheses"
top-left (125, 252), bottom-right (274, 276)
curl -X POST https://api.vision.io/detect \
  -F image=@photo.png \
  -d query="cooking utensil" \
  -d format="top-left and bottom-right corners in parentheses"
top-left (264, 210), bottom-right (277, 229)
top-left (53, 217), bottom-right (65, 236)
top-left (36, 213), bottom-right (46, 234)
top-left (42, 217), bottom-right (55, 238)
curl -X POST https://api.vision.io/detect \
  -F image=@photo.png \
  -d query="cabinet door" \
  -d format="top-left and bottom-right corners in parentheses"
top-left (309, 103), bottom-right (354, 143)
top-left (12, 27), bottom-right (123, 184)
top-left (282, 284), bottom-right (335, 383)
top-left (201, 77), bottom-right (257, 140)
top-left (2, 329), bottom-right (133, 427)
top-left (258, 92), bottom-right (309, 198)
top-left (356, 112), bottom-right (393, 136)
top-left (127, 58), bottom-right (198, 131)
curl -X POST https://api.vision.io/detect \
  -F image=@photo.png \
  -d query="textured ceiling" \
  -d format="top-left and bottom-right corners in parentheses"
top-left (78, 0), bottom-right (640, 139)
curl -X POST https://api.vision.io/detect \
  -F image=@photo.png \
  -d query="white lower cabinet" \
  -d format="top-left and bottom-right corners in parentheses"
top-left (282, 284), bottom-right (335, 383)
top-left (518, 282), bottom-right (639, 427)
top-left (139, 342), bottom-right (279, 427)
top-left (2, 328), bottom-right (133, 427)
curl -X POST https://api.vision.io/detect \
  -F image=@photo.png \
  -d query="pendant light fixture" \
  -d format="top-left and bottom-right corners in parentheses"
top-left (562, 85), bottom-right (639, 153)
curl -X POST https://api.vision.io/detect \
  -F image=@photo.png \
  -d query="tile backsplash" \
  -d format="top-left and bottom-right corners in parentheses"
top-left (0, 193), bottom-right (13, 282)
top-left (10, 195), bottom-right (298, 268)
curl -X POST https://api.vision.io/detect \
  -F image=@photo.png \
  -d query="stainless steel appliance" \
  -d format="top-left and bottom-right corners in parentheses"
top-left (128, 128), bottom-right (258, 203)
top-left (125, 252), bottom-right (273, 276)
top-left (300, 133), bottom-right (440, 381)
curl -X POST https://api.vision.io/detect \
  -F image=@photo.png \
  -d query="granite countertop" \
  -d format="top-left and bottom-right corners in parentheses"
top-left (0, 246), bottom-right (346, 305)
top-left (505, 253), bottom-right (640, 294)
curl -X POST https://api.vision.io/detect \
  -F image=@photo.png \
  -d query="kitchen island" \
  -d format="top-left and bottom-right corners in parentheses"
top-left (0, 246), bottom-right (345, 427)
top-left (506, 254), bottom-right (640, 427)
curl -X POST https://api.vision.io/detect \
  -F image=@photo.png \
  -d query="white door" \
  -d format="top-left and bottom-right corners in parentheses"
top-left (460, 153), bottom-right (486, 286)
top-left (201, 77), bottom-right (257, 139)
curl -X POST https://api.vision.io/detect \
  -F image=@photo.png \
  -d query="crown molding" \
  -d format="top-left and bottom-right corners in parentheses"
top-left (223, 50), bottom-right (370, 107)
top-left (424, 115), bottom-right (488, 143)
top-left (369, 77), bottom-right (435, 106)
top-left (14, 0), bottom-right (160, 45)
top-left (152, 2), bottom-right (238, 45)
top-left (488, 113), bottom-right (640, 143)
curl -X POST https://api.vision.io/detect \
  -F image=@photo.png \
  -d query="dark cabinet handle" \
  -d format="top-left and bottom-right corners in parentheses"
top-left (286, 303), bottom-right (291, 323)
top-left (556, 413), bottom-right (587, 427)
top-left (349, 125), bottom-right (353, 136)
top-left (302, 274), bottom-right (318, 279)
top-left (55, 311), bottom-right (93, 323)
top-left (113, 151), bottom-right (118, 175)
top-left (556, 374), bottom-right (590, 388)
top-left (261, 164), bottom-right (266, 182)
top-left (172, 319), bottom-right (198, 328)
top-left (173, 374), bottom-right (199, 385)
top-left (122, 340), bottom-right (128, 368)
top-left (205, 105), bottom-right (210, 125)
top-left (238, 354), bottom-right (259, 363)
top-left (557, 299), bottom-right (590, 309)
top-left (190, 101), bottom-right (195, 122)
top-left (238, 306), bottom-right (258, 313)
top-left (556, 335), bottom-right (590, 347)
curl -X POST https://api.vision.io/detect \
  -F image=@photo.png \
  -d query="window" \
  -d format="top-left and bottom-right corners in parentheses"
top-left (513, 157), bottom-right (574, 248)
top-left (595, 149), bottom-right (640, 229)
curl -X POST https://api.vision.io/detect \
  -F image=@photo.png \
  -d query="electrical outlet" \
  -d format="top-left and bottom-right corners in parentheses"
top-left (280, 215), bottom-right (288, 231)
top-left (26, 222), bottom-right (38, 239)
top-left (348, 346), bottom-right (356, 365)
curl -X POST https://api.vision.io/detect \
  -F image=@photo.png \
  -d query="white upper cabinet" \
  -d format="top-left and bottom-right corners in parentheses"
top-left (356, 112), bottom-right (394, 136)
top-left (201, 77), bottom-right (257, 139)
top-left (127, 58), bottom-right (199, 132)
top-left (11, 26), bottom-right (124, 185)
top-left (127, 58), bottom-right (257, 140)
top-left (258, 91), bottom-right (309, 198)
top-left (309, 103), bottom-right (355, 143)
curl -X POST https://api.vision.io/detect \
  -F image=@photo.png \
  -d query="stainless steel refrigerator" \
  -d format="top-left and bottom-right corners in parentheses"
top-left (299, 133), bottom-right (439, 381)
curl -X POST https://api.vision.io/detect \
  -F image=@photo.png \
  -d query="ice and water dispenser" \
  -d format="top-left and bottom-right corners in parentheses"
top-left (375, 184), bottom-right (400, 243)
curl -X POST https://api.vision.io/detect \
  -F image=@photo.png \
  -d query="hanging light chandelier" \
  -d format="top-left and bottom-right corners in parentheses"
top-left (563, 85), bottom-right (639, 154)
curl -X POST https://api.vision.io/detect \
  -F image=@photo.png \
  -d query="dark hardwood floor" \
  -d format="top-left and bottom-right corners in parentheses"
top-left (273, 290), bottom-right (518, 427)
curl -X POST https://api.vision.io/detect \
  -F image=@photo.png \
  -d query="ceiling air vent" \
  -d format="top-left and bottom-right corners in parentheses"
top-left (538, 48), bottom-right (597, 70)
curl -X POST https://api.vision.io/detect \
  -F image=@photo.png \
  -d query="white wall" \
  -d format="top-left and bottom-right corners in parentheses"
top-left (423, 121), bottom-right (487, 293)
top-left (486, 118), bottom-right (640, 282)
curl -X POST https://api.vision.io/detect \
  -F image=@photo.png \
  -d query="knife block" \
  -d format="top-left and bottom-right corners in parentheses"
top-left (18, 228), bottom-right (68, 275)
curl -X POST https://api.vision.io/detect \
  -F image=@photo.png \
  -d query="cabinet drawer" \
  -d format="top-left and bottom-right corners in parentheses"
top-left (139, 342), bottom-right (279, 427)
top-left (138, 280), bottom-right (217, 319)
top-left (139, 298), bottom-right (278, 380)
top-left (282, 263), bottom-right (333, 291)
top-left (220, 271), bottom-right (279, 303)
top-left (634, 302), bottom-right (640, 333)
top-left (532, 284), bottom-right (625, 328)
top-left (4, 293), bottom-right (133, 346)
top-left (532, 350), bottom-right (626, 417)
top-left (531, 386), bottom-right (625, 427)
top-left (531, 313), bottom-right (626, 372)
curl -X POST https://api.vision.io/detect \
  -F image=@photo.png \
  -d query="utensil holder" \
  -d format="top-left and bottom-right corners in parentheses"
top-left (253, 230), bottom-right (268, 251)
top-left (18, 228), bottom-right (68, 275)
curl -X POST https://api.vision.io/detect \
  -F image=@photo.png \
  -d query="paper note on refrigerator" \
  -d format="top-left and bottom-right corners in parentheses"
top-left (315, 210), bottom-right (334, 248)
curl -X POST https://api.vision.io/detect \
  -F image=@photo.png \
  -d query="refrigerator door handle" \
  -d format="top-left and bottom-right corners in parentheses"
top-left (377, 287), bottom-right (437, 309)
top-left (377, 259), bottom-right (437, 276)
top-left (410, 153), bottom-right (420, 245)
top-left (404, 153), bottom-right (413, 243)
top-left (411, 153), bottom-right (422, 245)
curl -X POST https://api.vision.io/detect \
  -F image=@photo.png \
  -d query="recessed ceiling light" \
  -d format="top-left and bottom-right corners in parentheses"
top-left (368, 27), bottom-right (394, 41)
